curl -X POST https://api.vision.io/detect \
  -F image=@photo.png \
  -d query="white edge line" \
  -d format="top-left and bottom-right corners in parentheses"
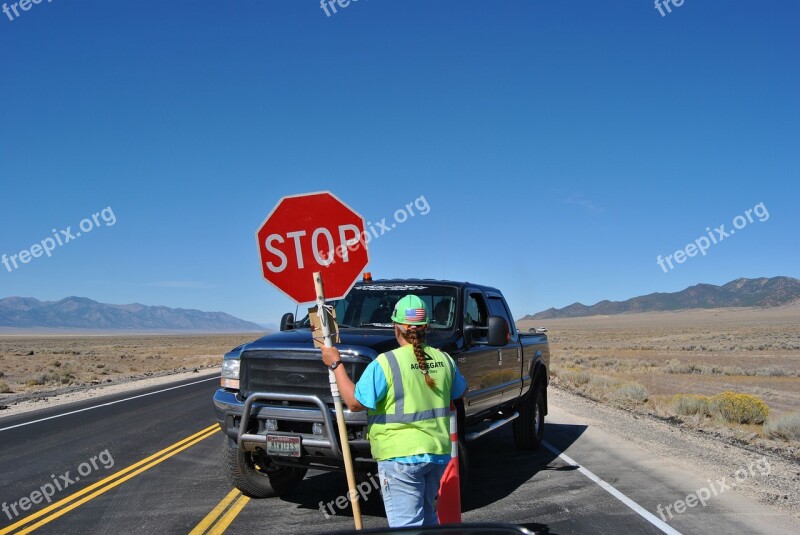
top-left (0, 376), bottom-right (219, 433)
top-left (542, 440), bottom-right (683, 535)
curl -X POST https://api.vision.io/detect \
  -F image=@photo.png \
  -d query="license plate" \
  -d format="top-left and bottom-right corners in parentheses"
top-left (266, 435), bottom-right (301, 457)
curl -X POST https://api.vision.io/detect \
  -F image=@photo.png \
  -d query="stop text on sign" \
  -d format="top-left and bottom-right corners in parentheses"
top-left (264, 224), bottom-right (362, 272)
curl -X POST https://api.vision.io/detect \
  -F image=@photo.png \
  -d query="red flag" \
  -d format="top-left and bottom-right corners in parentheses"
top-left (437, 402), bottom-right (461, 524)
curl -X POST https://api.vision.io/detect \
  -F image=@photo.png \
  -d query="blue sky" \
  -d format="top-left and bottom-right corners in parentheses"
top-left (1, 0), bottom-right (798, 325)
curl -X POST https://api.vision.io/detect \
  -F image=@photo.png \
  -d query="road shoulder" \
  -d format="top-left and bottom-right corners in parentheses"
top-left (548, 386), bottom-right (800, 524)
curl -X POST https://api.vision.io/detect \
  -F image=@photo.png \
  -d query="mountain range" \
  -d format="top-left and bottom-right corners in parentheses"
top-left (523, 276), bottom-right (800, 320)
top-left (0, 296), bottom-right (264, 332)
top-left (4, 276), bottom-right (797, 329)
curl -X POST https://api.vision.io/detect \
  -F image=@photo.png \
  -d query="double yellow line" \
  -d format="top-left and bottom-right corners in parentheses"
top-left (188, 489), bottom-right (250, 535)
top-left (1, 424), bottom-right (219, 535)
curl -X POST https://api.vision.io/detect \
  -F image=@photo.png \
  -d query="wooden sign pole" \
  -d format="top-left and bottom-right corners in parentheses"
top-left (313, 271), bottom-right (362, 530)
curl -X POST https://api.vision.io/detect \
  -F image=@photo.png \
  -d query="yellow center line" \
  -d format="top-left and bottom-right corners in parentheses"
top-left (188, 489), bottom-right (241, 535)
top-left (13, 427), bottom-right (219, 535)
top-left (206, 494), bottom-right (250, 535)
top-left (2, 424), bottom-right (219, 535)
top-left (14, 427), bottom-right (220, 535)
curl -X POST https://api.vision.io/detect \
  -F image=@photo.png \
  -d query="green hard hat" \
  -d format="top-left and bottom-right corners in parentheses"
top-left (391, 295), bottom-right (429, 325)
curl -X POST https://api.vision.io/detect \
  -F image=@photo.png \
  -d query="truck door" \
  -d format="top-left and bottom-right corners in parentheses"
top-left (486, 293), bottom-right (522, 401)
top-left (458, 290), bottom-right (504, 415)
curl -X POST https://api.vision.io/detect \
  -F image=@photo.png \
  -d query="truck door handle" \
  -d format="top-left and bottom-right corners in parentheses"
top-left (497, 349), bottom-right (502, 366)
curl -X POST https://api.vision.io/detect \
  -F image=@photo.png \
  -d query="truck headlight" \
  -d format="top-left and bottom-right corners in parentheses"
top-left (221, 358), bottom-right (240, 390)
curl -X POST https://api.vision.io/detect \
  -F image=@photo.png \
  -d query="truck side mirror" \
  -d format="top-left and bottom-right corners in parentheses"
top-left (280, 312), bottom-right (295, 331)
top-left (463, 325), bottom-right (476, 347)
top-left (463, 316), bottom-right (508, 347)
top-left (487, 316), bottom-right (509, 346)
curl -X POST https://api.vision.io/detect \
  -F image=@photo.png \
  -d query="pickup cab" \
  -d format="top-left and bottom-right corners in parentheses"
top-left (213, 279), bottom-right (550, 497)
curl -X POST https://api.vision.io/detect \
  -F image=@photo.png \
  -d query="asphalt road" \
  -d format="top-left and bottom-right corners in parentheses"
top-left (0, 376), bottom-right (795, 534)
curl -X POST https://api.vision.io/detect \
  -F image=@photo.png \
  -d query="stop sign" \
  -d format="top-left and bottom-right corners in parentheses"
top-left (256, 191), bottom-right (370, 304)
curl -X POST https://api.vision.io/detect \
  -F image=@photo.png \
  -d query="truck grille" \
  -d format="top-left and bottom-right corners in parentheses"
top-left (239, 350), bottom-right (368, 403)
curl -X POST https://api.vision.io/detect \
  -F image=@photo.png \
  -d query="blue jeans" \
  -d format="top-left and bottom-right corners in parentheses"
top-left (377, 460), bottom-right (447, 527)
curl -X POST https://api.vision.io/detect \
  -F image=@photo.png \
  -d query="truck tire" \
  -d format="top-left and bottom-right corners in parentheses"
top-left (512, 382), bottom-right (545, 450)
top-left (223, 439), bottom-right (307, 498)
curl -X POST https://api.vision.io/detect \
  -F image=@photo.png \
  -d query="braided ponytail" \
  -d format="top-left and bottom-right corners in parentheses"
top-left (402, 326), bottom-right (436, 389)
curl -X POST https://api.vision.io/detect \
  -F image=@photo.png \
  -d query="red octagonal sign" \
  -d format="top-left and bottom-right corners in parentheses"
top-left (256, 191), bottom-right (370, 304)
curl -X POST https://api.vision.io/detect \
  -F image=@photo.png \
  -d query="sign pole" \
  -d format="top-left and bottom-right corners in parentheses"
top-left (314, 271), bottom-right (363, 530)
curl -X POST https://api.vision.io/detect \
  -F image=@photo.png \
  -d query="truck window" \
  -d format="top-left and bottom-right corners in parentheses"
top-left (487, 295), bottom-right (515, 335)
top-left (465, 293), bottom-right (488, 328)
top-left (430, 296), bottom-right (456, 328)
top-left (326, 284), bottom-right (458, 330)
top-left (361, 296), bottom-right (394, 325)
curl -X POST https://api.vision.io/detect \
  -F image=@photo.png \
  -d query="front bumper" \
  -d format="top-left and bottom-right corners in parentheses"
top-left (213, 388), bottom-right (373, 470)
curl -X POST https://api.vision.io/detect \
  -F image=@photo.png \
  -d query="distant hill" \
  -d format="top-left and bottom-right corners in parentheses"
top-left (0, 296), bottom-right (264, 332)
top-left (522, 277), bottom-right (800, 320)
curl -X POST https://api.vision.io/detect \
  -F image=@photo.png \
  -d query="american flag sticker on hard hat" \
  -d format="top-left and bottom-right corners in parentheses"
top-left (405, 308), bottom-right (427, 322)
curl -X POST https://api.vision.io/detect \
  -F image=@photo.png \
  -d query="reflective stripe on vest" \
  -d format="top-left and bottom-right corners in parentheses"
top-left (367, 407), bottom-right (450, 425)
top-left (367, 350), bottom-right (453, 425)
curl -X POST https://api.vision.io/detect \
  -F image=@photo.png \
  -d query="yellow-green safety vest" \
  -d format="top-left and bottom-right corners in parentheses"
top-left (367, 344), bottom-right (454, 461)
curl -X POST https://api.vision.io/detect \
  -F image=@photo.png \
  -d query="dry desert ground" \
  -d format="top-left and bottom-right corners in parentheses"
top-left (518, 304), bottom-right (800, 444)
top-left (3, 307), bottom-right (799, 444)
top-left (0, 333), bottom-right (257, 403)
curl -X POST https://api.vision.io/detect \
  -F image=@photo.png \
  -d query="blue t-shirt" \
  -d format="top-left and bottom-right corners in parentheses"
top-left (354, 348), bottom-right (467, 464)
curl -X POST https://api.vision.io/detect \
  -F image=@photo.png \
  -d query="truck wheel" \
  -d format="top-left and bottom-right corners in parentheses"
top-left (223, 439), bottom-right (307, 498)
top-left (513, 382), bottom-right (545, 450)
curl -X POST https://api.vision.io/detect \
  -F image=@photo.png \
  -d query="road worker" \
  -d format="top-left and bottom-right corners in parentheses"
top-left (321, 294), bottom-right (467, 527)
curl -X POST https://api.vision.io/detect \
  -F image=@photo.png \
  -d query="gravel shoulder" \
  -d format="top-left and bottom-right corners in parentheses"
top-left (0, 366), bottom-right (221, 419)
top-left (549, 385), bottom-right (800, 520)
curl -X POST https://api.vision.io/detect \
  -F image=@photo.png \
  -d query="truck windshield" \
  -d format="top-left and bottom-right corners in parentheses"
top-left (298, 284), bottom-right (459, 331)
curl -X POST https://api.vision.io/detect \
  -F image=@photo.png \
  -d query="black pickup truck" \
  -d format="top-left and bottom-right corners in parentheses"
top-left (213, 279), bottom-right (550, 497)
